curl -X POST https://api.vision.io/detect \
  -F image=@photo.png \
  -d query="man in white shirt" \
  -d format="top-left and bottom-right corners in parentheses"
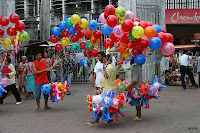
top-left (179, 50), bottom-right (197, 89)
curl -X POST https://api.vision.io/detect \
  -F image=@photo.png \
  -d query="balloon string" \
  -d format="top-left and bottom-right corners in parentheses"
top-left (147, 49), bottom-right (154, 57)
top-left (124, 63), bottom-right (137, 72)
top-left (78, 66), bottom-right (83, 77)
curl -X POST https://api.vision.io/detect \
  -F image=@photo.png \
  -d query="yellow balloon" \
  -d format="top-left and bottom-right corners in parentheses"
top-left (2, 38), bottom-right (11, 48)
top-left (71, 14), bottom-right (80, 24)
top-left (132, 26), bottom-right (144, 39)
top-left (61, 37), bottom-right (70, 46)
top-left (119, 18), bottom-right (124, 25)
top-left (122, 52), bottom-right (131, 60)
top-left (79, 18), bottom-right (88, 28)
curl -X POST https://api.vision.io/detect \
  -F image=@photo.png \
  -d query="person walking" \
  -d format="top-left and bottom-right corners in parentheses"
top-left (197, 53), bottom-right (200, 87)
top-left (0, 50), bottom-right (7, 79)
top-left (43, 53), bottom-right (52, 82)
top-left (18, 56), bottom-right (27, 94)
top-left (54, 54), bottom-right (62, 82)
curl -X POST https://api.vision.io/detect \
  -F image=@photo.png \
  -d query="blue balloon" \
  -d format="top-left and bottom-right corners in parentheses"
top-left (152, 25), bottom-right (162, 34)
top-left (79, 47), bottom-right (82, 52)
top-left (149, 37), bottom-right (162, 50)
top-left (59, 21), bottom-right (68, 30)
top-left (88, 20), bottom-right (98, 30)
top-left (68, 25), bottom-right (76, 35)
top-left (101, 24), bottom-right (112, 35)
top-left (134, 54), bottom-right (146, 65)
top-left (51, 27), bottom-right (60, 36)
top-left (41, 84), bottom-right (52, 94)
top-left (80, 57), bottom-right (89, 66)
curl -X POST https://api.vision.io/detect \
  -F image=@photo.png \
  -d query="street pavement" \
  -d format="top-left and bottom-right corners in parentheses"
top-left (0, 84), bottom-right (200, 133)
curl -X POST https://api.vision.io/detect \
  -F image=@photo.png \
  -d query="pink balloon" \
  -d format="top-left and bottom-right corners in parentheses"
top-left (113, 25), bottom-right (124, 37)
top-left (161, 42), bottom-right (175, 56)
top-left (124, 11), bottom-right (134, 20)
top-left (99, 13), bottom-right (107, 24)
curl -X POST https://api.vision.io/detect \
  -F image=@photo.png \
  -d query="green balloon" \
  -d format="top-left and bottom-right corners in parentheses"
top-left (115, 7), bottom-right (126, 19)
top-left (19, 31), bottom-right (29, 41)
top-left (71, 43), bottom-right (80, 52)
top-left (66, 18), bottom-right (73, 27)
top-left (119, 84), bottom-right (126, 93)
top-left (85, 40), bottom-right (94, 49)
top-left (129, 30), bottom-right (138, 41)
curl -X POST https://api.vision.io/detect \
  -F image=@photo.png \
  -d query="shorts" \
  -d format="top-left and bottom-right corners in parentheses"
top-left (130, 98), bottom-right (141, 106)
top-left (34, 84), bottom-right (49, 99)
top-left (102, 88), bottom-right (118, 96)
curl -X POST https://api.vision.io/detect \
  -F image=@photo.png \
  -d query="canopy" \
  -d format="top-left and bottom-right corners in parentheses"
top-left (175, 45), bottom-right (199, 50)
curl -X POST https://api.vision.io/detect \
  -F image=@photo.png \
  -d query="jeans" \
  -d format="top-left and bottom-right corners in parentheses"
top-left (34, 84), bottom-right (49, 99)
top-left (180, 66), bottom-right (196, 89)
top-left (64, 74), bottom-right (73, 92)
top-left (55, 67), bottom-right (61, 82)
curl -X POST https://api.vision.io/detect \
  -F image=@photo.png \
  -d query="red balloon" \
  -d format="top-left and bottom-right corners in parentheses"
top-left (132, 18), bottom-right (140, 22)
top-left (10, 13), bottom-right (20, 24)
top-left (147, 21), bottom-right (154, 26)
top-left (105, 5), bottom-right (115, 15)
top-left (90, 48), bottom-right (99, 57)
top-left (0, 28), bottom-right (4, 38)
top-left (161, 27), bottom-right (166, 33)
top-left (76, 30), bottom-right (85, 39)
top-left (71, 34), bottom-right (79, 42)
top-left (55, 44), bottom-right (63, 52)
top-left (85, 33), bottom-right (92, 40)
top-left (15, 21), bottom-right (25, 32)
top-left (80, 41), bottom-right (86, 49)
top-left (120, 32), bottom-right (130, 44)
top-left (62, 29), bottom-right (70, 37)
top-left (104, 13), bottom-right (109, 19)
top-left (84, 50), bottom-right (89, 57)
top-left (165, 33), bottom-right (174, 43)
top-left (72, 51), bottom-right (75, 56)
top-left (139, 35), bottom-right (149, 48)
top-left (75, 23), bottom-right (83, 31)
top-left (157, 32), bottom-right (167, 45)
top-left (0, 16), bottom-right (9, 26)
top-left (106, 15), bottom-right (119, 27)
top-left (93, 30), bottom-right (102, 39)
top-left (121, 20), bottom-right (134, 32)
top-left (132, 49), bottom-right (142, 56)
top-left (110, 32), bottom-right (119, 43)
top-left (50, 35), bottom-right (59, 43)
top-left (138, 21), bottom-right (148, 29)
top-left (7, 26), bottom-right (16, 36)
top-left (104, 38), bottom-right (114, 49)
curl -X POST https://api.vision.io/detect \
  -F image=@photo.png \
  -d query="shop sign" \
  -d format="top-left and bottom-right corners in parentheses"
top-left (165, 9), bottom-right (200, 24)
top-left (194, 33), bottom-right (200, 39)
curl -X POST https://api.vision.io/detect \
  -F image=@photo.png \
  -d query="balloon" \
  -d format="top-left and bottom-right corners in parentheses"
top-left (50, 35), bottom-right (59, 43)
top-left (152, 25), bottom-right (162, 34)
top-left (15, 21), bottom-right (25, 32)
top-left (99, 13), bottom-right (107, 24)
top-left (19, 31), bottom-right (29, 41)
top-left (71, 14), bottom-right (80, 24)
top-left (90, 48), bottom-right (99, 57)
top-left (121, 20), bottom-right (134, 32)
top-left (113, 25), bottom-right (124, 37)
top-left (117, 42), bottom-right (127, 54)
top-left (124, 11), bottom-right (134, 20)
top-left (9, 13), bottom-right (19, 24)
top-left (7, 26), bottom-right (16, 36)
top-left (85, 33), bottom-right (92, 40)
top-left (161, 27), bottom-right (166, 33)
top-left (61, 37), bottom-right (70, 46)
top-left (134, 54), bottom-right (146, 65)
top-left (147, 85), bottom-right (157, 96)
top-left (144, 26), bottom-right (156, 39)
top-left (66, 18), bottom-right (73, 27)
top-left (90, 35), bottom-right (99, 44)
top-left (68, 25), bottom-right (76, 35)
top-left (139, 35), bottom-right (150, 48)
top-left (104, 38), bottom-right (114, 49)
top-left (106, 15), bottom-right (118, 27)
top-left (2, 38), bottom-right (11, 48)
top-left (120, 32), bottom-right (130, 44)
top-left (79, 18), bottom-right (88, 28)
top-left (101, 24), bottom-right (112, 35)
top-left (115, 7), bottom-right (126, 19)
top-left (71, 34), bottom-right (79, 42)
top-left (132, 49), bottom-right (142, 56)
top-left (80, 41), bottom-right (86, 49)
top-left (93, 30), bottom-right (102, 39)
top-left (0, 28), bottom-right (4, 38)
top-left (132, 26), bottom-right (144, 39)
top-left (104, 13), bottom-right (109, 19)
top-left (129, 30), bottom-right (138, 41)
top-left (55, 44), bottom-right (63, 52)
top-left (161, 42), bottom-right (175, 56)
top-left (85, 26), bottom-right (94, 35)
top-left (88, 20), bottom-right (98, 30)
top-left (138, 21), bottom-right (148, 29)
top-left (85, 40), bottom-right (94, 49)
top-left (119, 84), bottom-right (126, 93)
top-left (147, 21), bottom-right (154, 26)
top-left (52, 27), bottom-right (60, 36)
top-left (62, 29), bottom-right (70, 37)
top-left (132, 18), bottom-right (140, 22)
top-left (105, 5), bottom-right (115, 15)
top-left (149, 37), bottom-right (162, 50)
top-left (0, 16), bottom-right (9, 26)
top-left (84, 50), bottom-right (89, 57)
top-left (79, 47), bottom-right (82, 52)
top-left (156, 32), bottom-right (167, 45)
top-left (75, 23), bottom-right (83, 31)
top-left (80, 58), bottom-right (89, 66)
top-left (76, 30), bottom-right (84, 39)
top-left (110, 32), bottom-right (119, 43)
top-left (71, 43), bottom-right (80, 52)
top-left (165, 33), bottom-right (174, 43)
top-left (41, 84), bottom-right (52, 94)
top-left (122, 52), bottom-right (131, 59)
top-left (72, 51), bottom-right (75, 56)
top-left (59, 21), bottom-right (68, 30)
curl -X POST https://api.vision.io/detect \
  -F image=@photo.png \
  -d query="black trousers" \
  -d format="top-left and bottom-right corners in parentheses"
top-left (0, 84), bottom-right (22, 104)
top-left (47, 71), bottom-right (51, 83)
top-left (180, 66), bottom-right (196, 89)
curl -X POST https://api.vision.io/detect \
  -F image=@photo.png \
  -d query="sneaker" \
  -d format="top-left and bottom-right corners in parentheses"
top-left (132, 116), bottom-right (142, 120)
top-left (190, 84), bottom-right (198, 88)
top-left (16, 101), bottom-right (22, 105)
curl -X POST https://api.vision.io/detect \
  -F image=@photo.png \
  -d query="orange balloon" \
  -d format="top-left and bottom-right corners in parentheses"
top-left (90, 35), bottom-right (99, 44)
top-left (144, 26), bottom-right (156, 40)
top-left (85, 27), bottom-right (94, 35)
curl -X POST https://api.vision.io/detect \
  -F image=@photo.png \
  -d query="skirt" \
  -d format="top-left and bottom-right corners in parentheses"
top-left (26, 75), bottom-right (35, 92)
top-left (18, 74), bottom-right (26, 87)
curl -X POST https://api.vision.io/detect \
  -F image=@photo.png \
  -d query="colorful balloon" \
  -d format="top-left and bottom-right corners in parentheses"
top-left (161, 27), bottom-right (166, 33)
top-left (55, 44), bottom-right (63, 52)
top-left (132, 18), bottom-right (140, 22)
top-left (113, 25), bottom-right (124, 37)
top-left (88, 20), bottom-right (98, 30)
top-left (129, 30), bottom-right (138, 41)
top-left (120, 32), bottom-right (130, 44)
top-left (62, 29), bottom-right (70, 37)
top-left (147, 21), bottom-right (154, 26)
top-left (144, 26), bottom-right (157, 39)
top-left (76, 30), bottom-right (84, 39)
top-left (124, 11), bottom-right (134, 20)
top-left (90, 35), bottom-right (99, 44)
top-left (2, 38), bottom-right (11, 48)
top-left (121, 20), bottom-right (134, 32)
top-left (80, 41), bottom-right (86, 49)
top-left (71, 43), bottom-right (80, 52)
top-left (161, 42), bottom-right (175, 56)
top-left (66, 18), bottom-right (73, 27)
top-left (101, 24), bottom-right (112, 35)
top-left (93, 30), bottom-right (102, 39)
top-left (71, 14), bottom-right (80, 24)
top-left (85, 26), bottom-right (94, 35)
top-left (90, 48), bottom-right (99, 57)
top-left (110, 32), bottom-right (119, 43)
top-left (105, 5), bottom-right (116, 15)
top-left (50, 35), bottom-right (59, 43)
top-left (71, 34), bottom-right (79, 42)
top-left (104, 38), bottom-right (114, 49)
top-left (19, 31), bottom-right (29, 41)
top-left (52, 27), bottom-right (60, 36)
top-left (115, 7), bottom-right (126, 19)
top-left (0, 28), bottom-right (4, 38)
top-left (61, 37), bottom-right (70, 46)
top-left (15, 21), bottom-right (25, 32)
top-left (79, 18), bottom-right (88, 28)
top-left (106, 15), bottom-right (119, 27)
top-left (68, 25), bottom-right (76, 35)
top-left (99, 13), bottom-right (107, 24)
top-left (152, 25), bottom-right (162, 34)
top-left (59, 21), bottom-right (68, 30)
top-left (7, 26), bottom-right (16, 36)
top-left (132, 26), bottom-right (144, 39)
top-left (134, 54), bottom-right (146, 65)
top-left (75, 23), bottom-right (83, 31)
top-left (138, 21), bottom-right (148, 29)
top-left (9, 13), bottom-right (19, 24)
top-left (156, 32), bottom-right (167, 45)
top-left (0, 16), bottom-right (9, 26)
top-left (85, 40), bottom-right (94, 49)
top-left (165, 33), bottom-right (174, 43)
top-left (149, 37), bottom-right (162, 50)
top-left (85, 33), bottom-right (92, 40)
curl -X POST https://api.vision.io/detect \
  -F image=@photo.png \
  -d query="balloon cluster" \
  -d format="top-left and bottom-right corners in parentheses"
top-left (0, 13), bottom-right (29, 59)
top-left (41, 81), bottom-right (70, 102)
top-left (0, 78), bottom-right (8, 96)
top-left (78, 57), bottom-right (89, 77)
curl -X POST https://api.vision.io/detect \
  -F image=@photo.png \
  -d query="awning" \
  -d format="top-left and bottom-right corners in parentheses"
top-left (46, 41), bottom-right (73, 47)
top-left (175, 45), bottom-right (199, 49)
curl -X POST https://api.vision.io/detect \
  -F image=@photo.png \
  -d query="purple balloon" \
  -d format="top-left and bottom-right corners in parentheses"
top-left (147, 85), bottom-right (157, 96)
top-left (113, 25), bottom-right (124, 37)
top-left (99, 13), bottom-right (107, 24)
top-left (124, 11), bottom-right (134, 20)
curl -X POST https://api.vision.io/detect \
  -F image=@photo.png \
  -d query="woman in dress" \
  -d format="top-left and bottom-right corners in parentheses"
top-left (18, 56), bottom-right (27, 94)
top-left (43, 53), bottom-right (52, 82)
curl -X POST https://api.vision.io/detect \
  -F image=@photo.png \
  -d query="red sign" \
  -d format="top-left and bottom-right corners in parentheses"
top-left (165, 9), bottom-right (200, 24)
top-left (194, 33), bottom-right (200, 39)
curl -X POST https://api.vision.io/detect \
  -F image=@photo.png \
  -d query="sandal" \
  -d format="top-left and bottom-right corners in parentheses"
top-left (87, 121), bottom-right (96, 125)
top-left (132, 116), bottom-right (143, 120)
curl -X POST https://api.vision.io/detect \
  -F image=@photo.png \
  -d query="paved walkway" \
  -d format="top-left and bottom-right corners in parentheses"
top-left (0, 84), bottom-right (200, 133)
